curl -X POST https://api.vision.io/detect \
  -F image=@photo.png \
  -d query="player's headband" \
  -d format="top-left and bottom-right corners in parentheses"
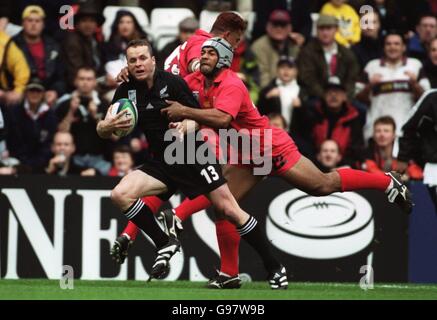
top-left (201, 37), bottom-right (233, 69)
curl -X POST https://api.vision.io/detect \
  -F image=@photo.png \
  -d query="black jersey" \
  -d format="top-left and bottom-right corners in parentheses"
top-left (111, 70), bottom-right (200, 159)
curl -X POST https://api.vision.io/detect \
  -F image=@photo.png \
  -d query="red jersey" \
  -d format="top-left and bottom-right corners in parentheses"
top-left (184, 69), bottom-right (301, 174)
top-left (164, 29), bottom-right (211, 78)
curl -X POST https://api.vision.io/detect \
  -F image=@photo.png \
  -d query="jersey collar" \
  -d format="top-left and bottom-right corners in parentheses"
top-left (212, 68), bottom-right (230, 85)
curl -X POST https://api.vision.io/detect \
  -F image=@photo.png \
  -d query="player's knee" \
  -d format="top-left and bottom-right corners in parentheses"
top-left (111, 185), bottom-right (130, 207)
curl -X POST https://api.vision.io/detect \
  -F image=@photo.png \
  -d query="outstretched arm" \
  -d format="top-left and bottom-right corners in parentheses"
top-left (162, 100), bottom-right (232, 129)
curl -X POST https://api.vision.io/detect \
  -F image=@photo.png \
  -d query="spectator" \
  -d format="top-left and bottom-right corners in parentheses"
top-left (0, 29), bottom-right (30, 106)
top-left (357, 32), bottom-right (430, 139)
top-left (366, 0), bottom-right (406, 35)
top-left (423, 37), bottom-right (437, 87)
top-left (258, 56), bottom-right (300, 129)
top-left (399, 0), bottom-right (433, 34)
top-left (408, 14), bottom-right (437, 63)
top-left (250, 9), bottom-right (305, 87)
top-left (105, 10), bottom-right (150, 91)
top-left (45, 131), bottom-right (95, 176)
top-left (55, 67), bottom-right (111, 175)
top-left (398, 90), bottom-right (437, 212)
top-left (0, 103), bottom-right (20, 175)
top-left (363, 116), bottom-right (423, 179)
top-left (251, 0), bottom-right (317, 41)
top-left (157, 17), bottom-right (198, 69)
top-left (352, 10), bottom-right (384, 69)
top-left (107, 145), bottom-right (135, 177)
top-left (297, 14), bottom-right (359, 101)
top-left (316, 139), bottom-right (344, 172)
top-left (7, 78), bottom-right (57, 173)
top-left (293, 76), bottom-right (365, 167)
top-left (267, 113), bottom-right (287, 130)
top-left (320, 0), bottom-right (361, 48)
top-left (13, 5), bottom-right (65, 107)
top-left (61, 2), bottom-right (106, 88)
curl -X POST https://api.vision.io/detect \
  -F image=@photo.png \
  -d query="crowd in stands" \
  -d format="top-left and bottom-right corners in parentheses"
top-left (0, 0), bottom-right (436, 182)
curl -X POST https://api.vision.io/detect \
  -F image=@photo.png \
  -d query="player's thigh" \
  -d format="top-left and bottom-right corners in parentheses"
top-left (223, 164), bottom-right (262, 201)
top-left (280, 156), bottom-right (340, 196)
top-left (113, 169), bottom-right (168, 201)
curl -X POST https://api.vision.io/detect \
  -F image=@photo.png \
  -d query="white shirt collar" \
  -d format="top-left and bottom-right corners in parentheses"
top-left (24, 100), bottom-right (50, 121)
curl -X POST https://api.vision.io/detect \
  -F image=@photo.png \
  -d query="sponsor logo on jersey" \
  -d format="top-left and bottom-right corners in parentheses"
top-left (128, 90), bottom-right (137, 104)
top-left (160, 85), bottom-right (169, 98)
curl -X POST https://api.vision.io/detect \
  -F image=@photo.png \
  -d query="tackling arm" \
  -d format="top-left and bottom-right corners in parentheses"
top-left (162, 100), bottom-right (233, 129)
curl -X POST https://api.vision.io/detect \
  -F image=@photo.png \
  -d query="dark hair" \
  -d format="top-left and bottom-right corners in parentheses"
top-left (373, 116), bottom-right (396, 131)
top-left (125, 39), bottom-right (154, 56)
top-left (383, 31), bottom-right (407, 45)
top-left (109, 10), bottom-right (149, 44)
top-left (75, 66), bottom-right (96, 78)
top-left (211, 12), bottom-right (247, 34)
top-left (416, 13), bottom-right (437, 26)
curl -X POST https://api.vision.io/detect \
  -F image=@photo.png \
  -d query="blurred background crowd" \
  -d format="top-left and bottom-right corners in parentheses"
top-left (0, 0), bottom-right (436, 181)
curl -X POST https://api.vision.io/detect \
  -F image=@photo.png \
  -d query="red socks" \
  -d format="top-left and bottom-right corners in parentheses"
top-left (215, 220), bottom-right (240, 277)
top-left (175, 197), bottom-right (240, 276)
top-left (337, 168), bottom-right (391, 192)
top-left (142, 196), bottom-right (164, 214)
top-left (174, 195), bottom-right (211, 222)
top-left (120, 196), bottom-right (164, 240)
top-left (122, 221), bottom-right (139, 241)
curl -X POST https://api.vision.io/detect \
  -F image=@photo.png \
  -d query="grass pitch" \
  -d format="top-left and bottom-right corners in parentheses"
top-left (1, 279), bottom-right (437, 300)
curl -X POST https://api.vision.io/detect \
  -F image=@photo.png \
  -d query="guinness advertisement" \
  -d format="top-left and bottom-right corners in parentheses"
top-left (0, 175), bottom-right (409, 282)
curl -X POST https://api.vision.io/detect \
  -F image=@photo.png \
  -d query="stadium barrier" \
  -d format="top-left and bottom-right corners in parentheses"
top-left (1, 175), bottom-right (429, 283)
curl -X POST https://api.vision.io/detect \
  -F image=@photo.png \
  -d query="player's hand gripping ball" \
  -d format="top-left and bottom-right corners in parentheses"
top-left (110, 98), bottom-right (138, 137)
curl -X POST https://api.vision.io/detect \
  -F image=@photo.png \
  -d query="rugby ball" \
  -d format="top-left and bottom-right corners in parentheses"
top-left (110, 98), bottom-right (138, 137)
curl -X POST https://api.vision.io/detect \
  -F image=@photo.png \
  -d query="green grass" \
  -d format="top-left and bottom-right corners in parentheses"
top-left (1, 279), bottom-right (437, 300)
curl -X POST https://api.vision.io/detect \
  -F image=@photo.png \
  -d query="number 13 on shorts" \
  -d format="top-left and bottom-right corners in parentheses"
top-left (200, 165), bottom-right (220, 184)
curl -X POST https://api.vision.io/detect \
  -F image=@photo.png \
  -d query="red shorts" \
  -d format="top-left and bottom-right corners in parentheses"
top-left (269, 136), bottom-right (302, 175)
top-left (201, 127), bottom-right (301, 176)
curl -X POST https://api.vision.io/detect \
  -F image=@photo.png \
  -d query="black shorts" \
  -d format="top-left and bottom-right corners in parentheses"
top-left (139, 158), bottom-right (226, 200)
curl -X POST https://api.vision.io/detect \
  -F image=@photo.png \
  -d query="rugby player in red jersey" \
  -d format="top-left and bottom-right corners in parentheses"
top-left (158, 37), bottom-right (413, 288)
top-left (113, 36), bottom-right (413, 289)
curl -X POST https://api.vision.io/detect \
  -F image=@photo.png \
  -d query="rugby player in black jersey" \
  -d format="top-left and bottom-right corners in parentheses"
top-left (97, 39), bottom-right (288, 288)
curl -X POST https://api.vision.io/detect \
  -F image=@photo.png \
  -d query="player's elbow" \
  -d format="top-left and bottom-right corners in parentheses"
top-left (218, 114), bottom-right (232, 128)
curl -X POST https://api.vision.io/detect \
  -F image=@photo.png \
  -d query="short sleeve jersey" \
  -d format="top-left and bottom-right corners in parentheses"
top-left (111, 70), bottom-right (199, 159)
top-left (164, 29), bottom-right (212, 78)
